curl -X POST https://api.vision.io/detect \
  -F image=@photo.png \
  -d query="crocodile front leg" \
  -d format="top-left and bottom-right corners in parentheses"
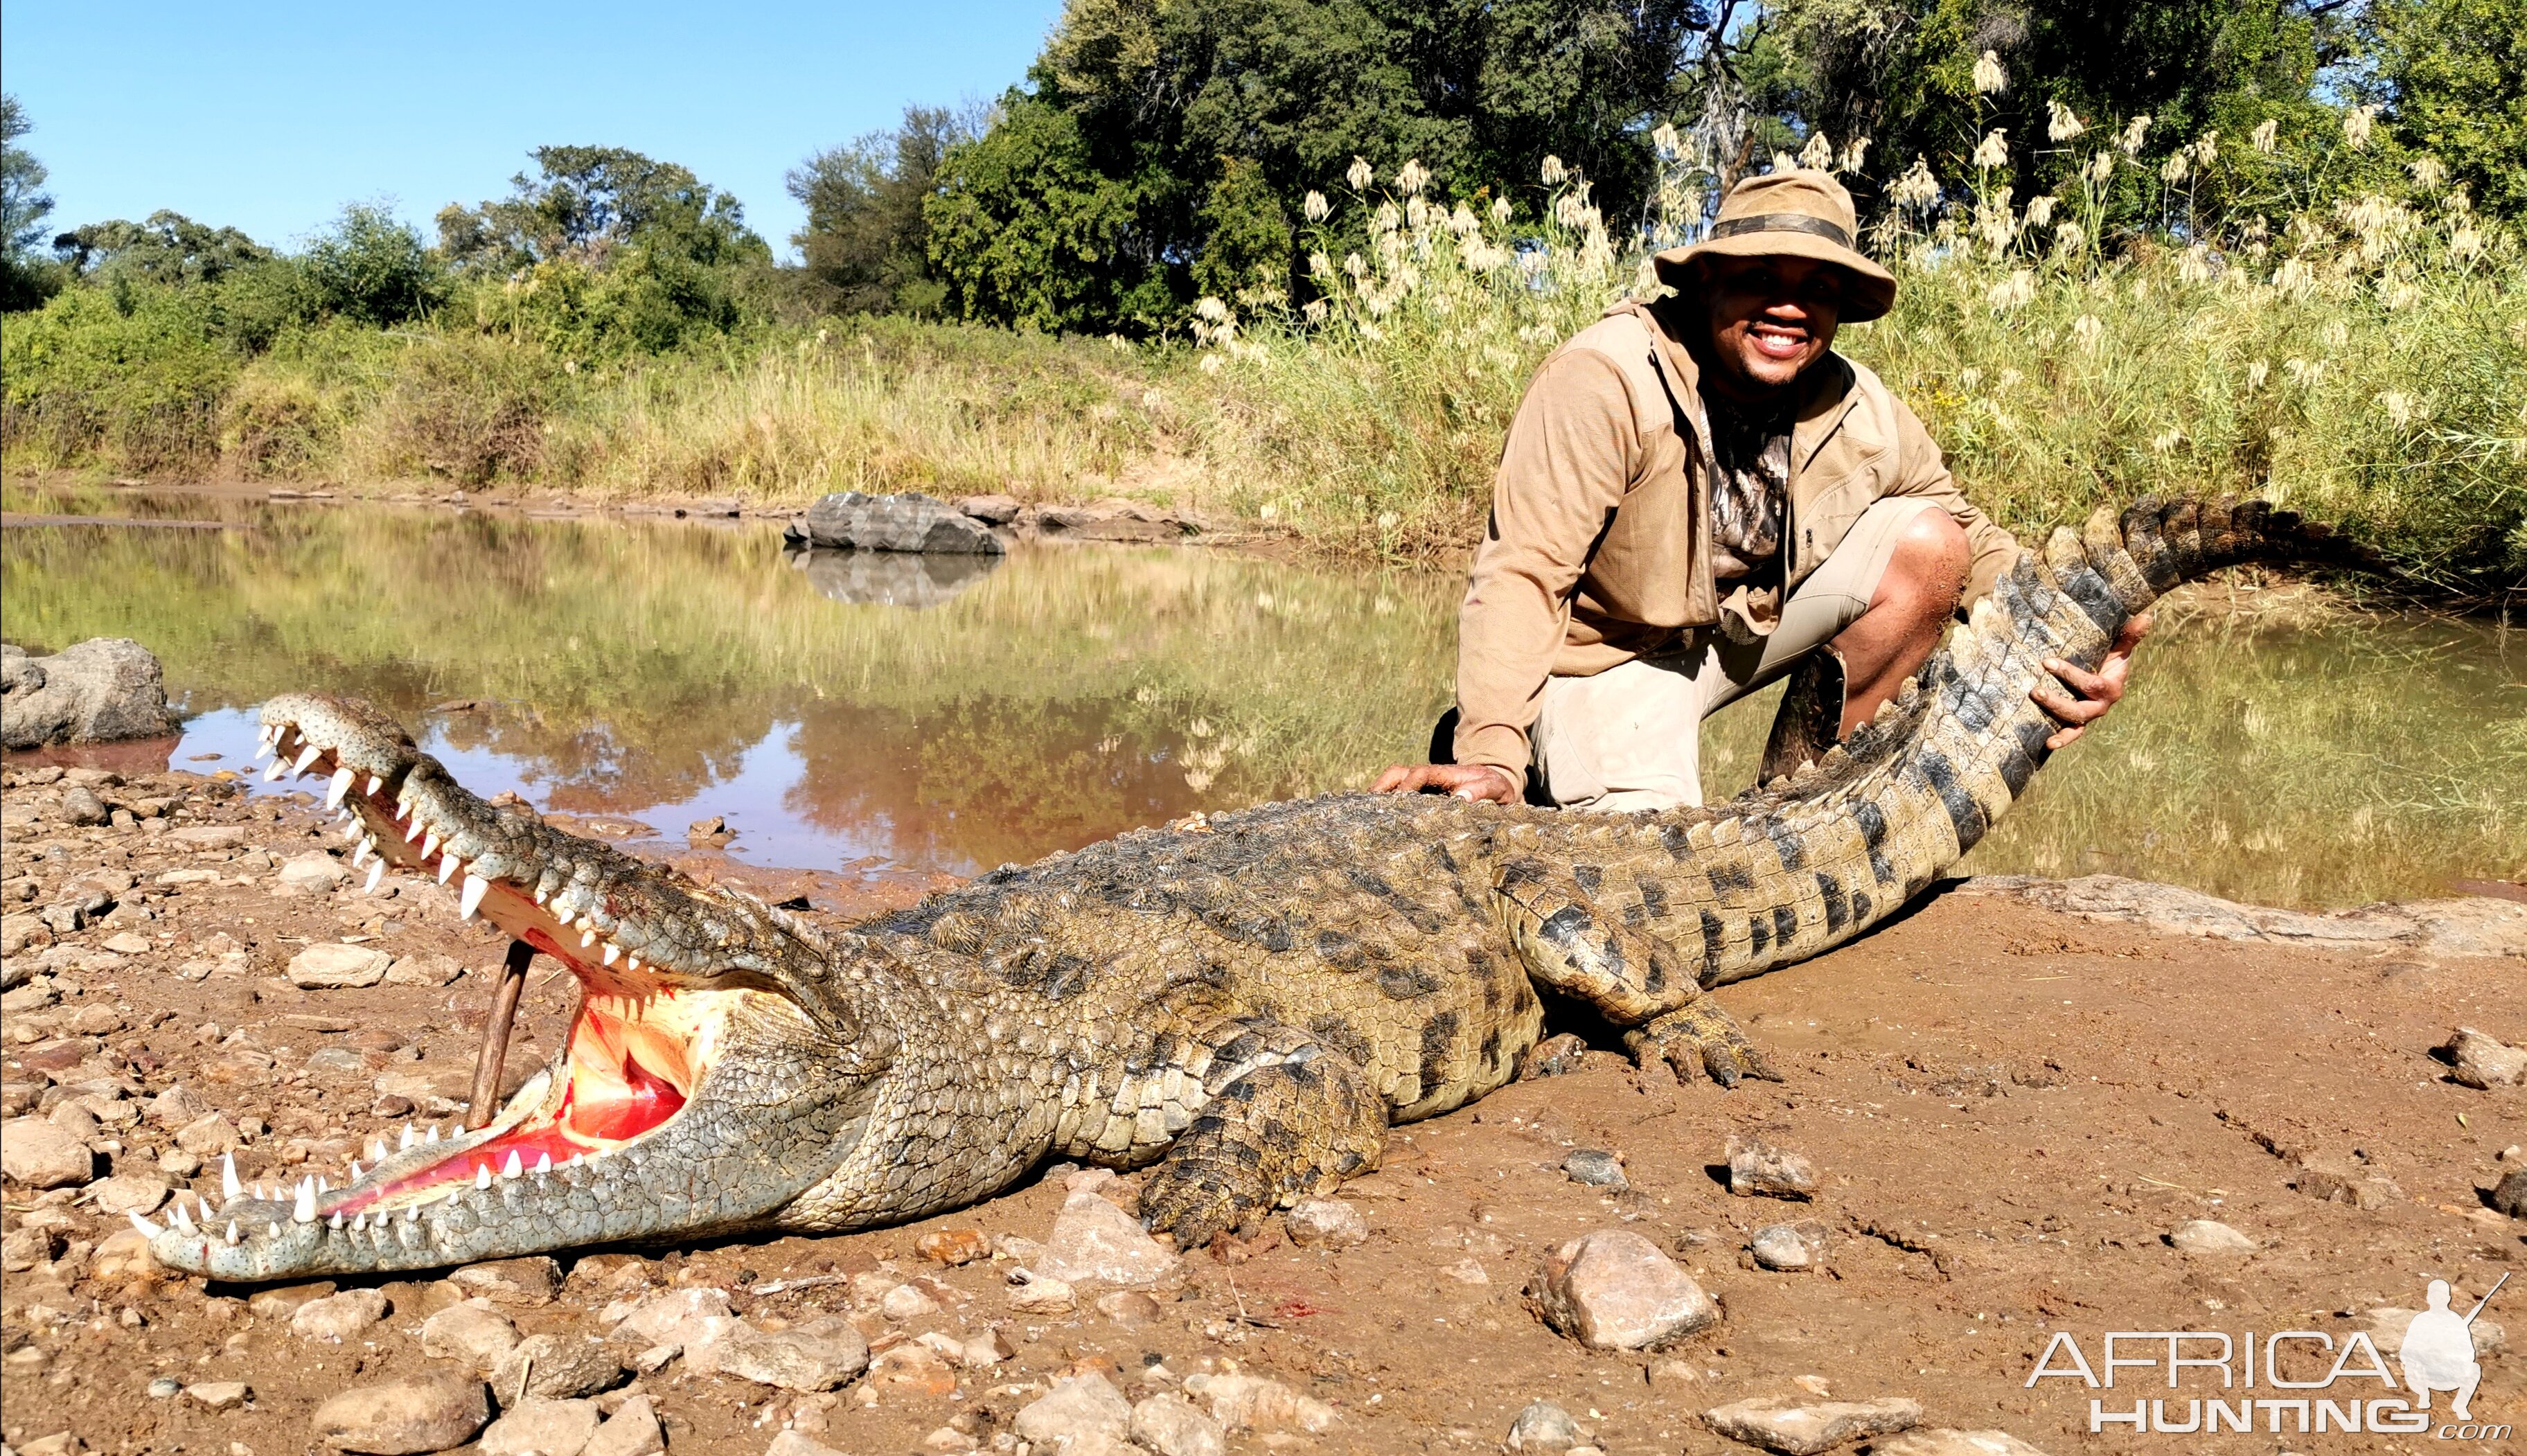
top-left (1137, 1018), bottom-right (1385, 1249)
top-left (1624, 1001), bottom-right (1782, 1088)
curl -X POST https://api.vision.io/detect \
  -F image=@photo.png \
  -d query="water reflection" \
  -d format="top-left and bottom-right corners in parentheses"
top-left (785, 547), bottom-right (1002, 610)
top-left (3, 479), bottom-right (2519, 907)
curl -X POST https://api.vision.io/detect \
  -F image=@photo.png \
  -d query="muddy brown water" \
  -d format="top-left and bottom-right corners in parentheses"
top-left (3, 480), bottom-right (2519, 907)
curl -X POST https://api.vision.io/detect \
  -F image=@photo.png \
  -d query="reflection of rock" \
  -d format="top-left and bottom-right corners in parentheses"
top-left (786, 492), bottom-right (1006, 553)
top-left (786, 548), bottom-right (1001, 610)
top-left (3, 639), bottom-right (180, 749)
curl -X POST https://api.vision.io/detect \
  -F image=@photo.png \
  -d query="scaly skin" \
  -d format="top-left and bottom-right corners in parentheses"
top-left (141, 495), bottom-right (2360, 1281)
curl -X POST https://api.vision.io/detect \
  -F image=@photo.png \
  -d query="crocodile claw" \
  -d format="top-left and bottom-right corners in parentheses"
top-left (1625, 1000), bottom-right (1782, 1089)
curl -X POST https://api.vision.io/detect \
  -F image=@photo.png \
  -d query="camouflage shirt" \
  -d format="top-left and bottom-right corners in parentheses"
top-left (1705, 400), bottom-right (1793, 584)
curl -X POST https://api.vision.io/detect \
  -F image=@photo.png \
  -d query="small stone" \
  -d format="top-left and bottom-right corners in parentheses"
top-left (630, 1343), bottom-right (679, 1376)
top-left (920, 1426), bottom-right (975, 1454)
top-left (1701, 1396), bottom-right (1924, 1455)
top-left (1506, 1400), bottom-right (1586, 1451)
top-left (580, 1394), bottom-right (664, 1456)
top-left (708, 1317), bottom-right (868, 1392)
top-left (175, 1112), bottom-right (242, 1156)
top-left (607, 1287), bottom-right (733, 1351)
top-left (1285, 1196), bottom-right (1368, 1248)
top-left (1132, 1391), bottom-right (1230, 1456)
top-left (62, 786), bottom-right (112, 825)
top-left (1, 1115), bottom-right (94, 1187)
top-left (2168, 1219), bottom-right (2258, 1255)
top-left (102, 931), bottom-right (153, 955)
top-left (866, 1340), bottom-right (959, 1397)
top-left (1563, 1149), bottom-right (1628, 1190)
top-left (1036, 1187), bottom-right (1178, 1286)
top-left (764, 1435), bottom-right (847, 1456)
top-left (89, 1173), bottom-right (170, 1216)
top-left (959, 1328), bottom-right (1017, 1369)
top-left (1007, 1266), bottom-right (1077, 1314)
top-left (420, 1299), bottom-right (520, 1368)
top-left (287, 943), bottom-right (392, 990)
top-left (187, 1381), bottom-right (251, 1411)
top-left (1750, 1221), bottom-right (1827, 1272)
top-left (491, 1333), bottom-right (630, 1401)
top-left (1016, 1372), bottom-right (1135, 1447)
top-left (148, 1083), bottom-right (213, 1127)
top-left (1443, 1257), bottom-right (1491, 1285)
top-left (882, 1280), bottom-right (941, 1320)
top-left (1647, 1359), bottom-right (1703, 1390)
top-left (278, 853), bottom-right (351, 895)
top-left (90, 1227), bottom-right (159, 1284)
top-left (916, 1227), bottom-right (991, 1265)
top-left (2493, 1169), bottom-right (2527, 1219)
top-left (16, 1435), bottom-right (80, 1456)
top-left (955, 493), bottom-right (1023, 525)
top-left (1870, 1429), bottom-right (2052, 1456)
top-left (2445, 1027), bottom-right (2527, 1089)
top-left (247, 1281), bottom-right (338, 1320)
top-left (384, 954), bottom-right (465, 987)
top-left (293, 1288), bottom-right (391, 1343)
top-left (1180, 1372), bottom-right (1338, 1434)
top-left (2296, 1162), bottom-right (2403, 1210)
top-left (1726, 1136), bottom-right (1818, 1199)
top-left (450, 1256), bottom-right (561, 1306)
top-left (149, 1376), bottom-right (185, 1399)
top-left (478, 1397), bottom-right (601, 1456)
top-left (310, 1372), bottom-right (490, 1454)
top-left (1519, 1032), bottom-right (1590, 1079)
top-left (1534, 1229), bottom-right (1719, 1351)
top-left (1097, 1289), bottom-right (1163, 1326)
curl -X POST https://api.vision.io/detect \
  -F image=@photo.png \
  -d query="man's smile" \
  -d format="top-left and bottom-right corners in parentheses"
top-left (1748, 320), bottom-right (1811, 359)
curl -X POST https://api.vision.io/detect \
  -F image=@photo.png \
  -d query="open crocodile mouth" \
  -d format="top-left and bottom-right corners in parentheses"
top-left (145, 706), bottom-right (786, 1241)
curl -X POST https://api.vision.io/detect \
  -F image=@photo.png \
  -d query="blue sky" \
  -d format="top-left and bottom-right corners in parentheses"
top-left (1, 1), bottom-right (1065, 258)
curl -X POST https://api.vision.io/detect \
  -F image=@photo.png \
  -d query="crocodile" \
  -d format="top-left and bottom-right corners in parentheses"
top-left (141, 495), bottom-right (2357, 1282)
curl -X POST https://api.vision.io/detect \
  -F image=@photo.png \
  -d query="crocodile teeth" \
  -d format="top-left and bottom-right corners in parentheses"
top-left (601, 943), bottom-right (620, 966)
top-left (405, 1206), bottom-right (420, 1223)
top-left (330, 1212), bottom-right (344, 1230)
top-left (317, 1175), bottom-right (330, 1194)
top-left (366, 861), bottom-right (386, 895)
top-left (222, 1154), bottom-right (240, 1202)
top-left (439, 853), bottom-right (461, 885)
top-left (326, 767), bottom-right (357, 808)
top-left (225, 1221), bottom-right (240, 1245)
top-left (253, 736), bottom-right (275, 763)
top-left (400, 1125), bottom-right (416, 1151)
top-left (293, 1180), bottom-right (317, 1223)
top-left (368, 1139), bottom-right (387, 1162)
top-left (263, 759), bottom-right (290, 782)
top-left (422, 832), bottom-right (439, 859)
top-left (367, 774), bottom-right (385, 795)
top-left (171, 1201), bottom-right (195, 1231)
top-left (351, 840), bottom-right (371, 869)
top-left (532, 886), bottom-right (548, 905)
top-left (346, 1161), bottom-right (360, 1182)
top-left (475, 1164), bottom-right (492, 1190)
top-left (425, 1124), bottom-right (441, 1144)
top-left (581, 928), bottom-right (597, 948)
top-left (407, 819), bottom-right (427, 844)
top-left (626, 956), bottom-right (641, 972)
top-left (533, 1153), bottom-right (551, 1175)
top-left (460, 874), bottom-right (490, 921)
top-left (502, 1151), bottom-right (522, 1180)
top-left (292, 744), bottom-right (326, 774)
top-left (129, 1211), bottom-right (163, 1238)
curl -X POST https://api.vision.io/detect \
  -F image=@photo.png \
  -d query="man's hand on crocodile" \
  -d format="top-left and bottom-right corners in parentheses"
top-left (2033, 611), bottom-right (2152, 750)
top-left (1371, 763), bottom-right (1520, 803)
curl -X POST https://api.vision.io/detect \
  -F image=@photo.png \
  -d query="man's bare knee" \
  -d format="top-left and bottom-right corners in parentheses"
top-left (1876, 510), bottom-right (1969, 619)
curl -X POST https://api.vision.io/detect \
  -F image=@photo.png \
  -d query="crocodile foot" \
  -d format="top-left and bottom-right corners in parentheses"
top-left (1138, 1032), bottom-right (1386, 1250)
top-left (1624, 1000), bottom-right (1782, 1089)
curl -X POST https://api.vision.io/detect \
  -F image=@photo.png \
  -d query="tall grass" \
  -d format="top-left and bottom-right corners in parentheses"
top-left (6, 116), bottom-right (2521, 590)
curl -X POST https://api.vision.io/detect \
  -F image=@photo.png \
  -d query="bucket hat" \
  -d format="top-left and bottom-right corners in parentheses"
top-left (1653, 169), bottom-right (1899, 322)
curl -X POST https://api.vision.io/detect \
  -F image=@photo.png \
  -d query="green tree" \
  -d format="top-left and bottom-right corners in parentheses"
top-left (2, 94), bottom-right (61, 310)
top-left (53, 211), bottom-right (274, 286)
top-left (437, 146), bottom-right (770, 272)
top-left (930, 0), bottom-right (1708, 332)
top-left (302, 203), bottom-right (444, 327)
top-left (2364, 0), bottom-right (2527, 216)
top-left (788, 105), bottom-right (979, 316)
top-left (925, 96), bottom-right (1167, 332)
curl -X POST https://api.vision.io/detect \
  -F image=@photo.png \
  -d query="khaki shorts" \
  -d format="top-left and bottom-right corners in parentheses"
top-left (1532, 495), bottom-right (1944, 810)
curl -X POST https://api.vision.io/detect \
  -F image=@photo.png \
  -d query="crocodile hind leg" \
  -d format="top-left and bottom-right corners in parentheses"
top-left (1137, 1019), bottom-right (1385, 1250)
top-left (1493, 856), bottom-right (1773, 1086)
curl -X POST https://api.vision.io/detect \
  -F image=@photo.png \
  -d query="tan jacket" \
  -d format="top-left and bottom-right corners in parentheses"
top-left (1453, 297), bottom-right (2016, 776)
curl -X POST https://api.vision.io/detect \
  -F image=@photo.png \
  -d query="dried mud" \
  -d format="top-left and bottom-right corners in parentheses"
top-left (3, 767), bottom-right (2519, 1455)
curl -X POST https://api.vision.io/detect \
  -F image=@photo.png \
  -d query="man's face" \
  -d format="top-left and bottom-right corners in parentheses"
top-left (1702, 254), bottom-right (1845, 395)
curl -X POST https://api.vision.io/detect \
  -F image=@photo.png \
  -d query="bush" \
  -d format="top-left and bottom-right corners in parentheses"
top-left (301, 204), bottom-right (443, 328)
top-left (0, 283), bottom-right (238, 470)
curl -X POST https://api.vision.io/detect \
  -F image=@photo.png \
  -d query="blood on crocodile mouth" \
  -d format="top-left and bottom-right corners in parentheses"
top-left (214, 711), bottom-right (777, 1227)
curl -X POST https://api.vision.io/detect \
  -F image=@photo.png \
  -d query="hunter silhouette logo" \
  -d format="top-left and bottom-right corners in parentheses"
top-left (2402, 1275), bottom-right (2503, 1422)
top-left (2025, 1271), bottom-right (2509, 1439)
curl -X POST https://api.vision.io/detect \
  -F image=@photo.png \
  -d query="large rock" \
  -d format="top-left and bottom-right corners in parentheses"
top-left (293, 1288), bottom-right (391, 1342)
top-left (1285, 1196), bottom-right (1369, 1248)
top-left (2444, 1027), bottom-right (2526, 1089)
top-left (1179, 1373), bottom-right (1338, 1434)
top-left (477, 1397), bottom-right (601, 1456)
top-left (1131, 1392), bottom-right (1228, 1456)
top-left (1035, 1187), bottom-right (1178, 1286)
top-left (1701, 1396), bottom-right (1923, 1455)
top-left (490, 1334), bottom-right (628, 1400)
top-left (420, 1299), bottom-right (521, 1368)
top-left (1016, 1373), bottom-right (1135, 1448)
top-left (1533, 1229), bottom-right (1719, 1351)
top-left (791, 492), bottom-right (1007, 554)
top-left (310, 1372), bottom-right (490, 1454)
top-left (705, 1317), bottom-right (867, 1392)
top-left (581, 1395), bottom-right (664, 1456)
top-left (2, 639), bottom-right (179, 749)
top-left (2, 1116), bottom-right (94, 1187)
top-left (2168, 1219), bottom-right (2257, 1255)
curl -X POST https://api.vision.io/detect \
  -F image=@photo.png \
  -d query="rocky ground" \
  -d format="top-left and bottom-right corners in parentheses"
top-left (1, 764), bottom-right (2521, 1456)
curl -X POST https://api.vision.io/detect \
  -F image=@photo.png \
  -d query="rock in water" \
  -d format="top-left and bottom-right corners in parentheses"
top-left (1534, 1229), bottom-right (1719, 1351)
top-left (310, 1372), bottom-right (490, 1454)
top-left (1, 639), bottom-right (179, 749)
top-left (1701, 1396), bottom-right (1923, 1455)
top-left (791, 492), bottom-right (1007, 554)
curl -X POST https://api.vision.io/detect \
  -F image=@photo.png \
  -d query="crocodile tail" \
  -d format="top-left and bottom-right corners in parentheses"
top-left (1678, 494), bottom-right (2375, 987)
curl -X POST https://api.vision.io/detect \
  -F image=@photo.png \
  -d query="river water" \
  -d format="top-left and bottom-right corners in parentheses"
top-left (5, 481), bottom-right (2519, 909)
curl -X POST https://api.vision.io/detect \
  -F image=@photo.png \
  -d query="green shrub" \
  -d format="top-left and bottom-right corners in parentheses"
top-left (0, 283), bottom-right (237, 470)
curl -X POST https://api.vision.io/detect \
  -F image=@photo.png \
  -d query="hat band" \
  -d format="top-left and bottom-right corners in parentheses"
top-left (1708, 213), bottom-right (1854, 249)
